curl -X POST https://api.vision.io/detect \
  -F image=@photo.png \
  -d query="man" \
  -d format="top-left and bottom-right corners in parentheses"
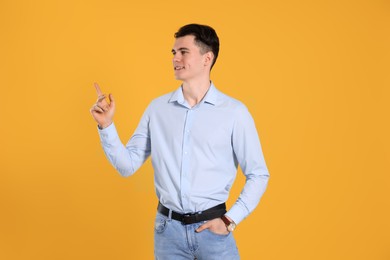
top-left (90, 24), bottom-right (269, 260)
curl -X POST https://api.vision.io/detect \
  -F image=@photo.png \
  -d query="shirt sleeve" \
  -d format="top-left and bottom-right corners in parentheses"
top-left (98, 105), bottom-right (151, 177)
top-left (225, 104), bottom-right (270, 224)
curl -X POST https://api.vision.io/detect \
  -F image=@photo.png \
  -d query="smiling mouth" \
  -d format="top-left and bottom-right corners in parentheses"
top-left (174, 66), bottom-right (185, 71)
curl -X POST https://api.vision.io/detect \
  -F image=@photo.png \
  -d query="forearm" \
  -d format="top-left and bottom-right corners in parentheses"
top-left (98, 123), bottom-right (137, 177)
top-left (226, 172), bottom-right (269, 224)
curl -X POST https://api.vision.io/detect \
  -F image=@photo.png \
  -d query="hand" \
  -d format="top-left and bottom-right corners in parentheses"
top-left (196, 217), bottom-right (229, 235)
top-left (89, 82), bottom-right (116, 129)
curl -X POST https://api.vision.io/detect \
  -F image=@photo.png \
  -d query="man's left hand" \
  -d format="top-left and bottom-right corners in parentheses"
top-left (195, 217), bottom-right (229, 235)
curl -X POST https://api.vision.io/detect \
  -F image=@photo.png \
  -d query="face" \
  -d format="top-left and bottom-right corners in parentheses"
top-left (172, 35), bottom-right (212, 82)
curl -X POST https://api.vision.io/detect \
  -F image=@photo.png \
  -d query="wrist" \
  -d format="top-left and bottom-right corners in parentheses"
top-left (221, 215), bottom-right (236, 232)
top-left (98, 122), bottom-right (112, 129)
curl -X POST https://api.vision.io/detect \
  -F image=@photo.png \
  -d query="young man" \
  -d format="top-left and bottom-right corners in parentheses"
top-left (90, 24), bottom-right (269, 260)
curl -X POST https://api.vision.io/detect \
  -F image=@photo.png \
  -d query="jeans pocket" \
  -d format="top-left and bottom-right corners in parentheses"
top-left (154, 213), bottom-right (168, 234)
top-left (205, 228), bottom-right (231, 238)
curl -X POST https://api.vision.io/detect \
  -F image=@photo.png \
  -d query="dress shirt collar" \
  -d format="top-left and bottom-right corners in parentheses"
top-left (169, 81), bottom-right (219, 107)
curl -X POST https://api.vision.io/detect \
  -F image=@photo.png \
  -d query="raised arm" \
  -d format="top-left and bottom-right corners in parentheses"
top-left (90, 82), bottom-right (151, 177)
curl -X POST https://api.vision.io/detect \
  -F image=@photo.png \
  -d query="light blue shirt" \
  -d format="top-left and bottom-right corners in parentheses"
top-left (98, 83), bottom-right (269, 224)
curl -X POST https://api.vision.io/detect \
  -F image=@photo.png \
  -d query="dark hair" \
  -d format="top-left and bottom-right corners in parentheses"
top-left (174, 23), bottom-right (220, 70)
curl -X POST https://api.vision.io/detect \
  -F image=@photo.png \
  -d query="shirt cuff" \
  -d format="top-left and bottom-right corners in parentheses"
top-left (225, 204), bottom-right (248, 225)
top-left (98, 122), bottom-right (118, 145)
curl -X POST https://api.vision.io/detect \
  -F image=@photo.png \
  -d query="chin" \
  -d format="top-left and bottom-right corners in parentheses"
top-left (174, 74), bottom-right (185, 81)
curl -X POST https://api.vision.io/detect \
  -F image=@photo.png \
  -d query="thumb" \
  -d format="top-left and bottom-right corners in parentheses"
top-left (195, 222), bottom-right (209, 233)
top-left (109, 93), bottom-right (115, 107)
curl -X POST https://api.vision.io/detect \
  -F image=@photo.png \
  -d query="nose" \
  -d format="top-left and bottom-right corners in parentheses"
top-left (172, 53), bottom-right (181, 63)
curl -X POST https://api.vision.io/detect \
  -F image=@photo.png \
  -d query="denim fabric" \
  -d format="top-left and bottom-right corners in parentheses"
top-left (154, 212), bottom-right (240, 260)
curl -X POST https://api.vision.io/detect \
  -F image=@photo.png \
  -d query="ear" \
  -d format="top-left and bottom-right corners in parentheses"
top-left (204, 51), bottom-right (214, 67)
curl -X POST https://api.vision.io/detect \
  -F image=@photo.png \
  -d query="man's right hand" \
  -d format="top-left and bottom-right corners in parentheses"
top-left (90, 82), bottom-right (116, 129)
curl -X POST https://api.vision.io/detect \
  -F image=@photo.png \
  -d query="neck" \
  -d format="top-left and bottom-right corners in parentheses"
top-left (182, 77), bottom-right (211, 107)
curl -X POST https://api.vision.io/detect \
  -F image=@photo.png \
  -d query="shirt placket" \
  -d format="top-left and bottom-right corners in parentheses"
top-left (180, 108), bottom-right (195, 212)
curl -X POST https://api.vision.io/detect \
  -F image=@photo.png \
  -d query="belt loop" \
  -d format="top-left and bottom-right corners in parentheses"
top-left (168, 208), bottom-right (172, 220)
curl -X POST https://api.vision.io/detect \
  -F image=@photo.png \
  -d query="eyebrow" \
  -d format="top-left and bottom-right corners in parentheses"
top-left (171, 47), bottom-right (190, 53)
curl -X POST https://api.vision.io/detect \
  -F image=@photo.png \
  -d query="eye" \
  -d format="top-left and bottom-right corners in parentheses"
top-left (181, 51), bottom-right (187, 55)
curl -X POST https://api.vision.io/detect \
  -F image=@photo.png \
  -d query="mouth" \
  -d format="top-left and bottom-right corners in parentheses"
top-left (174, 66), bottom-right (185, 71)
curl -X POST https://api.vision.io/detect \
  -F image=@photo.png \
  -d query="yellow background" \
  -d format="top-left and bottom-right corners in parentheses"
top-left (1, 0), bottom-right (389, 259)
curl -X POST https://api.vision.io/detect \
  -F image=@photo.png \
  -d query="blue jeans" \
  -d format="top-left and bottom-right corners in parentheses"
top-left (154, 212), bottom-right (240, 260)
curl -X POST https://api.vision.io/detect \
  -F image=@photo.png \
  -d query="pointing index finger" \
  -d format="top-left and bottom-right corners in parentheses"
top-left (94, 82), bottom-right (103, 96)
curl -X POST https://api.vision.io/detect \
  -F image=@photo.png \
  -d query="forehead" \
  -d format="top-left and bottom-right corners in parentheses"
top-left (172, 35), bottom-right (200, 50)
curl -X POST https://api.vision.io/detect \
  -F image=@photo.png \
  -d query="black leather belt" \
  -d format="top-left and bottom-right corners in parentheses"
top-left (157, 202), bottom-right (227, 225)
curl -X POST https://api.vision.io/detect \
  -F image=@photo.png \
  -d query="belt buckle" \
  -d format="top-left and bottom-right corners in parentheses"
top-left (182, 212), bottom-right (202, 225)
